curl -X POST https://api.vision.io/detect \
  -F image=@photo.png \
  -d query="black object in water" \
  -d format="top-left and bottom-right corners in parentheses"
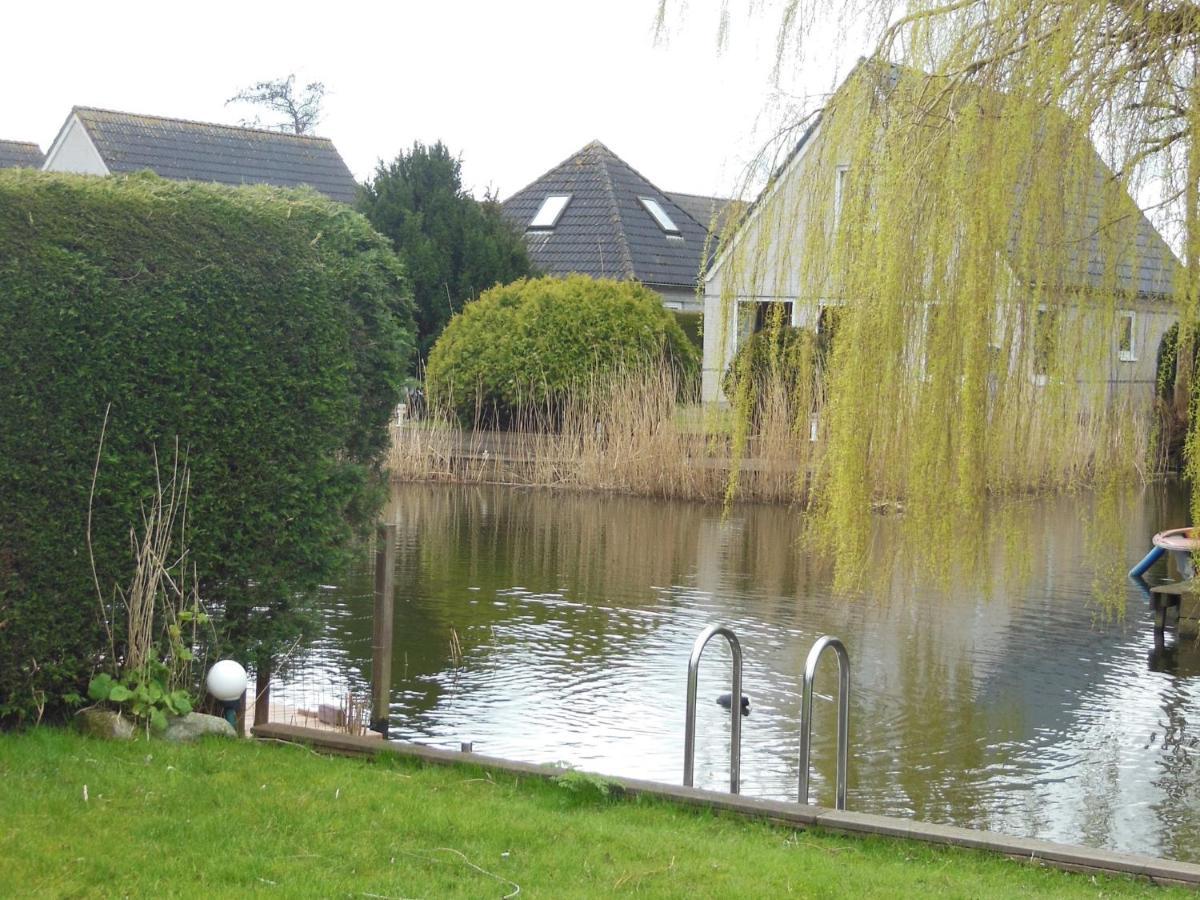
top-left (716, 693), bottom-right (751, 715)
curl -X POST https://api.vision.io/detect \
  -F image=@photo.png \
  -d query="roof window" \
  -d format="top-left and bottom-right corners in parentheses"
top-left (638, 196), bottom-right (681, 235)
top-left (529, 194), bottom-right (571, 230)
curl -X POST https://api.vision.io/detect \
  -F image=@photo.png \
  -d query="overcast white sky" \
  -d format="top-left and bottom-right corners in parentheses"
top-left (2, 1), bottom-right (864, 201)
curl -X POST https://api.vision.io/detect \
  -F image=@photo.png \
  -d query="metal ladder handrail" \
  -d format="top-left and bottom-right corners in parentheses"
top-left (683, 624), bottom-right (743, 794)
top-left (797, 635), bottom-right (850, 809)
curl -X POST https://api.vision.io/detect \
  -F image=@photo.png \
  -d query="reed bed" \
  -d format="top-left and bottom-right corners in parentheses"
top-left (389, 362), bottom-right (1156, 517)
top-left (389, 365), bottom-right (811, 504)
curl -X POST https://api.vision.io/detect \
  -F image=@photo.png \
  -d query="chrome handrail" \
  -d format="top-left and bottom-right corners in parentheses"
top-left (798, 635), bottom-right (850, 809)
top-left (683, 624), bottom-right (743, 793)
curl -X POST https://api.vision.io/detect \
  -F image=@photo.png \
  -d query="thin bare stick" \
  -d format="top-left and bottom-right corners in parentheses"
top-left (87, 404), bottom-right (116, 665)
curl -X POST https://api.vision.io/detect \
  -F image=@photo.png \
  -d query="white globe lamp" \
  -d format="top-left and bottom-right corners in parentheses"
top-left (207, 660), bottom-right (248, 727)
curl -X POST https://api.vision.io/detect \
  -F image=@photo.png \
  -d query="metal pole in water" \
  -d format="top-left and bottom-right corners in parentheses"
top-left (683, 624), bottom-right (743, 794)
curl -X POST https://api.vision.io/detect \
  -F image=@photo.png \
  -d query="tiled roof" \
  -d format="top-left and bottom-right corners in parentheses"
top-left (69, 107), bottom-right (359, 203)
top-left (0, 140), bottom-right (43, 169)
top-left (501, 141), bottom-right (714, 289)
top-left (666, 191), bottom-right (743, 236)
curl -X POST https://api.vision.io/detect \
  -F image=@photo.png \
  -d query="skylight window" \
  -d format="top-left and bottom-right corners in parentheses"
top-left (529, 194), bottom-right (571, 230)
top-left (638, 196), bottom-right (681, 235)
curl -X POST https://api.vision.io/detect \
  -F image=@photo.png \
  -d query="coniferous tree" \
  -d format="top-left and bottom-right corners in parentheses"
top-left (358, 142), bottom-right (535, 363)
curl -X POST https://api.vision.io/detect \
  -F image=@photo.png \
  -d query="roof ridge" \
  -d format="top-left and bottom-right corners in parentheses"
top-left (72, 106), bottom-right (336, 144)
top-left (593, 143), bottom-right (709, 233)
top-left (666, 189), bottom-right (733, 203)
top-left (0, 139), bottom-right (42, 150)
top-left (593, 145), bottom-right (636, 280)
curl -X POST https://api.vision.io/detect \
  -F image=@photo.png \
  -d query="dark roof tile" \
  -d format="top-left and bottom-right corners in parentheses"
top-left (71, 107), bottom-right (359, 203)
top-left (501, 141), bottom-right (716, 289)
top-left (0, 140), bottom-right (44, 169)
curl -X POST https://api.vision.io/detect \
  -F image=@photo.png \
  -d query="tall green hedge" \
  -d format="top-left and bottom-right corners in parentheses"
top-left (425, 275), bottom-right (699, 426)
top-left (0, 171), bottom-right (414, 724)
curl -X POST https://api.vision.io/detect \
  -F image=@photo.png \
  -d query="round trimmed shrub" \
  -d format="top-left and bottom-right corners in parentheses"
top-left (0, 170), bottom-right (415, 724)
top-left (425, 275), bottom-right (699, 426)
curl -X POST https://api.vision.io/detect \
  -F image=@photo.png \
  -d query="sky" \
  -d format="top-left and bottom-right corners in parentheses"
top-left (2, 1), bottom-right (863, 202)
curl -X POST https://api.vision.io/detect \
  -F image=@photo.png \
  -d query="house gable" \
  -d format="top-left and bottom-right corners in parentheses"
top-left (42, 113), bottom-right (109, 176)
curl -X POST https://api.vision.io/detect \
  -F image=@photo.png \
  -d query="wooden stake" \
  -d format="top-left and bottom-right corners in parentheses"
top-left (370, 522), bottom-right (398, 736)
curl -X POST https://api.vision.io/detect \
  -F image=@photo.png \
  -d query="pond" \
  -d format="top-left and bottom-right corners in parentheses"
top-left (272, 482), bottom-right (1200, 863)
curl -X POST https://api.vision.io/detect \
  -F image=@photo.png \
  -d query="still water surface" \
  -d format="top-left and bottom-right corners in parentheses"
top-left (277, 483), bottom-right (1200, 862)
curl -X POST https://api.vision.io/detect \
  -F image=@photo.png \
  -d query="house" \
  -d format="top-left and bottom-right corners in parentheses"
top-left (701, 64), bottom-right (1184, 407)
top-left (41, 107), bottom-right (359, 203)
top-left (501, 141), bottom-right (735, 314)
top-left (0, 140), bottom-right (44, 169)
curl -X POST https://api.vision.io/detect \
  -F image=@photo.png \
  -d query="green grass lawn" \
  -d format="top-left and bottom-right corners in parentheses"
top-left (0, 729), bottom-right (1186, 898)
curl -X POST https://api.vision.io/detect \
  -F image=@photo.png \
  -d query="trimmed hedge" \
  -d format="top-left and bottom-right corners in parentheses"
top-left (425, 275), bottom-right (699, 426)
top-left (0, 171), bottom-right (414, 724)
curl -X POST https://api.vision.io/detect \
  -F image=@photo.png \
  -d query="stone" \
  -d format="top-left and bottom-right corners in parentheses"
top-left (74, 707), bottom-right (135, 740)
top-left (162, 712), bottom-right (237, 743)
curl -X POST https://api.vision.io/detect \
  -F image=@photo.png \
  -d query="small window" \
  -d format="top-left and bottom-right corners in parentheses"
top-left (638, 196), bottom-right (681, 235)
top-left (817, 304), bottom-right (842, 362)
top-left (529, 194), bottom-right (571, 230)
top-left (1118, 310), bottom-right (1136, 362)
top-left (1034, 304), bottom-right (1058, 385)
top-left (834, 165), bottom-right (850, 223)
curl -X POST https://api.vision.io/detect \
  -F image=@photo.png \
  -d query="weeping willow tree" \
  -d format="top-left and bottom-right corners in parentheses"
top-left (663, 1), bottom-right (1197, 592)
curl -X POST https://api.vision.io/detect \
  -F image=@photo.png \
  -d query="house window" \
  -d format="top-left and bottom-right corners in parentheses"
top-left (1118, 311), bottom-right (1136, 362)
top-left (736, 300), bottom-right (792, 347)
top-left (833, 165), bottom-right (850, 224)
top-left (638, 196), bottom-right (681, 235)
top-left (1033, 304), bottom-right (1058, 385)
top-left (817, 303), bottom-right (842, 362)
top-left (529, 194), bottom-right (571, 230)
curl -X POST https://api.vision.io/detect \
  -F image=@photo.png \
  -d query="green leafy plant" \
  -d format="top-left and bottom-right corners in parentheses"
top-left (83, 435), bottom-right (213, 732)
top-left (552, 767), bottom-right (620, 800)
top-left (87, 657), bottom-right (193, 732)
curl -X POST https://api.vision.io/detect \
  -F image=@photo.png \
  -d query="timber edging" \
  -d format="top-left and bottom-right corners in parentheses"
top-left (252, 722), bottom-right (1200, 888)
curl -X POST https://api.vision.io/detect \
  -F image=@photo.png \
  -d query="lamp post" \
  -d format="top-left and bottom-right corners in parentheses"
top-left (207, 660), bottom-right (248, 729)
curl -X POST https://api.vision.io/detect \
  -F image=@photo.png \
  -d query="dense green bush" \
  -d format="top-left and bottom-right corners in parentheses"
top-left (0, 170), bottom-right (414, 724)
top-left (425, 275), bottom-right (699, 426)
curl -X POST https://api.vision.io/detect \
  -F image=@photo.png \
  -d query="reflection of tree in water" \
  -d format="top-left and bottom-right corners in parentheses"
top-left (1152, 685), bottom-right (1200, 862)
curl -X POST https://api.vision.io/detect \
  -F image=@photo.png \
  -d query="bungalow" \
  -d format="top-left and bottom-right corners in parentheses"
top-left (701, 65), bottom-right (1184, 408)
top-left (41, 107), bottom-right (359, 203)
top-left (0, 140), bottom-right (44, 169)
top-left (501, 140), bottom-right (735, 314)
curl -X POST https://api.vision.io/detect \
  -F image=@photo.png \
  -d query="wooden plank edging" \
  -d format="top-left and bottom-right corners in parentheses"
top-left (252, 723), bottom-right (1200, 888)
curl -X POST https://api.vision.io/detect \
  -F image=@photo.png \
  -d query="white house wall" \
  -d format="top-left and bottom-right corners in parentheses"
top-left (703, 126), bottom-right (831, 403)
top-left (42, 116), bottom-right (108, 176)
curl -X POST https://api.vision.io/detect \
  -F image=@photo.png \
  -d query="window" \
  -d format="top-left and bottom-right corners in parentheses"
top-left (638, 196), bottom-right (681, 235)
top-left (1118, 310), bottom-right (1136, 362)
top-left (736, 299), bottom-right (792, 347)
top-left (529, 194), bottom-right (571, 230)
top-left (833, 165), bottom-right (850, 224)
top-left (817, 303), bottom-right (842, 362)
top-left (1033, 304), bottom-right (1058, 385)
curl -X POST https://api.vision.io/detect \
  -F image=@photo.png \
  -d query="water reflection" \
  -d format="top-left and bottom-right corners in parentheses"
top-left (280, 482), bottom-right (1200, 862)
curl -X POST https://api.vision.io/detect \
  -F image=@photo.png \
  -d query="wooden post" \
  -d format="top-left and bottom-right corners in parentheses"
top-left (370, 522), bottom-right (398, 736)
top-left (254, 657), bottom-right (272, 726)
top-left (235, 690), bottom-right (248, 738)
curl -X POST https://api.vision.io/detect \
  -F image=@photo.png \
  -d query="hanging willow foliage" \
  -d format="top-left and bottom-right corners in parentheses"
top-left (662, 0), bottom-right (1197, 593)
